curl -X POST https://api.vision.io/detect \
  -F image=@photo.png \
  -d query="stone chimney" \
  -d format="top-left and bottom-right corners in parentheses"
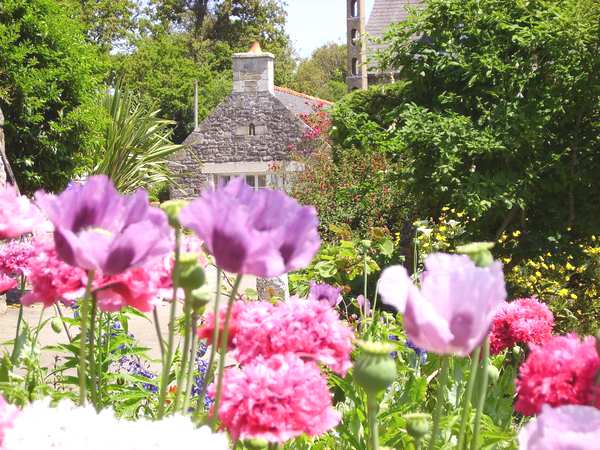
top-left (232, 41), bottom-right (275, 95)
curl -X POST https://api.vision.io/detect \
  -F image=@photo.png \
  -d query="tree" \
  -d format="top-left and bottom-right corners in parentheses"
top-left (292, 43), bottom-right (347, 102)
top-left (115, 32), bottom-right (232, 143)
top-left (0, 0), bottom-right (108, 193)
top-left (333, 0), bottom-right (600, 242)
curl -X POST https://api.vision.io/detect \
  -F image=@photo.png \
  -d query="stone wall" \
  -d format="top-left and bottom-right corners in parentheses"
top-left (170, 91), bottom-right (307, 199)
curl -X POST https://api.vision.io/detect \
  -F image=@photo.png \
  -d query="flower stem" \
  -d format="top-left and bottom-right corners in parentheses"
top-left (428, 356), bottom-right (449, 450)
top-left (88, 295), bottom-right (99, 410)
top-left (153, 306), bottom-right (166, 361)
top-left (54, 303), bottom-right (72, 342)
top-left (183, 311), bottom-right (199, 413)
top-left (174, 293), bottom-right (192, 411)
top-left (456, 346), bottom-right (481, 450)
top-left (210, 274), bottom-right (243, 428)
top-left (367, 394), bottom-right (380, 450)
top-left (10, 276), bottom-right (26, 363)
top-left (158, 229), bottom-right (181, 418)
top-left (78, 270), bottom-right (95, 406)
top-left (193, 268), bottom-right (222, 421)
top-left (469, 339), bottom-right (490, 450)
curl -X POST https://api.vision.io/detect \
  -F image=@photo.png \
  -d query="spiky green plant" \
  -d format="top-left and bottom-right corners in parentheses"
top-left (92, 82), bottom-right (183, 193)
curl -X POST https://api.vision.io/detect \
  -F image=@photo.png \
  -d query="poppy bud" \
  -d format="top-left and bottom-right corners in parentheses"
top-left (353, 341), bottom-right (397, 395)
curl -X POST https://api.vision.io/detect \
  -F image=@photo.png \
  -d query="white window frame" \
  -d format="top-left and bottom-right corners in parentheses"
top-left (211, 173), bottom-right (271, 190)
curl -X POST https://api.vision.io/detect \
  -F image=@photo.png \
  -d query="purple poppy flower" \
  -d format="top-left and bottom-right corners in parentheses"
top-left (179, 178), bottom-right (320, 277)
top-left (518, 405), bottom-right (600, 449)
top-left (378, 253), bottom-right (506, 356)
top-left (357, 294), bottom-right (371, 316)
top-left (35, 175), bottom-right (172, 275)
top-left (309, 282), bottom-right (342, 306)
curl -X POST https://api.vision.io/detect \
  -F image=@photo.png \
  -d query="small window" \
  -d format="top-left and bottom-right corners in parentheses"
top-left (213, 174), bottom-right (231, 186)
top-left (351, 58), bottom-right (358, 76)
top-left (246, 175), bottom-right (256, 187)
top-left (351, 29), bottom-right (359, 46)
top-left (350, 0), bottom-right (358, 17)
top-left (249, 124), bottom-right (256, 136)
top-left (257, 175), bottom-right (267, 188)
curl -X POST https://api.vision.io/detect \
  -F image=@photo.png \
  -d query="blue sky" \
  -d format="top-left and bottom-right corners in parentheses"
top-left (286, 0), bottom-right (375, 58)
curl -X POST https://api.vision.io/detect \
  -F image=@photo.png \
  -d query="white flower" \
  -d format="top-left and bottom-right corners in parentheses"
top-left (3, 399), bottom-right (229, 450)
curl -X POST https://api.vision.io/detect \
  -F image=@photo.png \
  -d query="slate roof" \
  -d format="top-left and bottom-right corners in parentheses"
top-left (274, 86), bottom-right (332, 116)
top-left (366, 0), bottom-right (424, 68)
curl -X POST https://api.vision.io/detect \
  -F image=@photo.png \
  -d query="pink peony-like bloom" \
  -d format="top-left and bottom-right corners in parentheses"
top-left (0, 395), bottom-right (18, 448)
top-left (0, 240), bottom-right (35, 278)
top-left (489, 297), bottom-right (554, 355)
top-left (0, 185), bottom-right (40, 240)
top-left (518, 404), bottom-right (600, 449)
top-left (234, 297), bottom-right (354, 375)
top-left (94, 267), bottom-right (160, 313)
top-left (212, 353), bottom-right (340, 443)
top-left (180, 178), bottom-right (320, 277)
top-left (378, 254), bottom-right (507, 356)
top-left (0, 274), bottom-right (17, 295)
top-left (515, 334), bottom-right (600, 416)
top-left (197, 300), bottom-right (247, 349)
top-left (21, 239), bottom-right (86, 308)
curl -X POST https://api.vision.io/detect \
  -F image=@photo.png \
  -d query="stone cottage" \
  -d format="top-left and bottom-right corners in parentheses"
top-left (171, 42), bottom-right (331, 198)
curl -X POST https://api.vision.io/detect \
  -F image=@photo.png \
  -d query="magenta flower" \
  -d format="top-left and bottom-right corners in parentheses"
top-left (0, 274), bottom-right (16, 295)
top-left (179, 178), bottom-right (320, 277)
top-left (378, 253), bottom-right (506, 356)
top-left (35, 176), bottom-right (172, 275)
top-left (0, 185), bottom-right (40, 239)
top-left (309, 281), bottom-right (342, 306)
top-left (518, 405), bottom-right (600, 450)
top-left (213, 354), bottom-right (340, 443)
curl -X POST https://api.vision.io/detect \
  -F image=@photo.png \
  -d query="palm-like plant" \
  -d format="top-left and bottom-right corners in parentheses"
top-left (92, 82), bottom-right (183, 194)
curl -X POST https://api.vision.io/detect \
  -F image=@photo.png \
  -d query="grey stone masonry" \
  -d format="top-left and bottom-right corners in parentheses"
top-left (170, 91), bottom-right (307, 199)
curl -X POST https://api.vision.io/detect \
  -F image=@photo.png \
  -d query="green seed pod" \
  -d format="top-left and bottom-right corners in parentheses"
top-left (404, 413), bottom-right (431, 441)
top-left (456, 242), bottom-right (495, 268)
top-left (244, 438), bottom-right (268, 449)
top-left (487, 365), bottom-right (500, 384)
top-left (50, 317), bottom-right (63, 334)
top-left (178, 253), bottom-right (206, 291)
top-left (512, 345), bottom-right (522, 357)
top-left (353, 341), bottom-right (397, 395)
top-left (160, 200), bottom-right (189, 228)
top-left (191, 285), bottom-right (211, 312)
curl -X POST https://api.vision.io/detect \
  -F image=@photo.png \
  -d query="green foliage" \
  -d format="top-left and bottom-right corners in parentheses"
top-left (90, 82), bottom-right (183, 193)
top-left (0, 0), bottom-right (108, 193)
top-left (115, 32), bottom-right (231, 143)
top-left (331, 0), bottom-right (600, 249)
top-left (291, 43), bottom-right (348, 102)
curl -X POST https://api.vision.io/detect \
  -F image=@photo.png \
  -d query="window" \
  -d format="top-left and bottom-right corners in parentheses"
top-left (350, 0), bottom-right (358, 17)
top-left (213, 174), bottom-right (270, 190)
top-left (351, 58), bottom-right (358, 76)
top-left (249, 123), bottom-right (256, 136)
top-left (351, 29), bottom-right (359, 46)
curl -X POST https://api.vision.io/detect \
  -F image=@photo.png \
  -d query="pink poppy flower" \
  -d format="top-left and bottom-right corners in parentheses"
top-left (378, 253), bottom-right (506, 356)
top-left (0, 185), bottom-right (40, 240)
top-left (0, 274), bottom-right (17, 295)
top-left (518, 404), bottom-right (600, 449)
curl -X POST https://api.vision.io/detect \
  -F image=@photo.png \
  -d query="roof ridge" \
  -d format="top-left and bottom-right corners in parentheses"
top-left (274, 86), bottom-right (333, 106)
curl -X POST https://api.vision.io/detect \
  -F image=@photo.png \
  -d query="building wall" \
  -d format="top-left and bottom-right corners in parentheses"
top-left (170, 91), bottom-right (307, 199)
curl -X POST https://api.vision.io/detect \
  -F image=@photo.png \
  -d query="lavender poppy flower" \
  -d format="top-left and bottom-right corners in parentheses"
top-left (309, 282), bottom-right (342, 306)
top-left (378, 253), bottom-right (506, 356)
top-left (180, 178), bottom-right (320, 277)
top-left (35, 175), bottom-right (172, 275)
top-left (518, 405), bottom-right (600, 449)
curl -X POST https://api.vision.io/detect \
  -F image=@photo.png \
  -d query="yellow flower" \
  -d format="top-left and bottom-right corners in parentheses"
top-left (558, 288), bottom-right (569, 297)
top-left (570, 293), bottom-right (578, 300)
top-left (439, 226), bottom-right (447, 232)
top-left (535, 271), bottom-right (542, 277)
top-left (457, 212), bottom-right (465, 218)
top-left (442, 206), bottom-right (450, 212)
top-left (565, 262), bottom-right (575, 271)
top-left (512, 230), bottom-right (521, 237)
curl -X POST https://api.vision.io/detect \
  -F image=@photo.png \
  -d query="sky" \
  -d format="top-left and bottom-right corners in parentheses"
top-left (286, 0), bottom-right (375, 59)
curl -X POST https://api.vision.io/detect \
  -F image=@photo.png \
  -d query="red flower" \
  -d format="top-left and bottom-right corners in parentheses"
top-left (515, 334), bottom-right (600, 415)
top-left (489, 297), bottom-right (554, 354)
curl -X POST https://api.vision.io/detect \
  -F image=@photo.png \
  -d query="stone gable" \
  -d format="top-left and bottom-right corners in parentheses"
top-left (170, 91), bottom-right (308, 198)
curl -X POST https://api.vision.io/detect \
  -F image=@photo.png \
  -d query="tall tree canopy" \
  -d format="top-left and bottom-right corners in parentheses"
top-left (0, 0), bottom-right (108, 193)
top-left (292, 43), bottom-right (347, 102)
top-left (332, 0), bottom-right (600, 243)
